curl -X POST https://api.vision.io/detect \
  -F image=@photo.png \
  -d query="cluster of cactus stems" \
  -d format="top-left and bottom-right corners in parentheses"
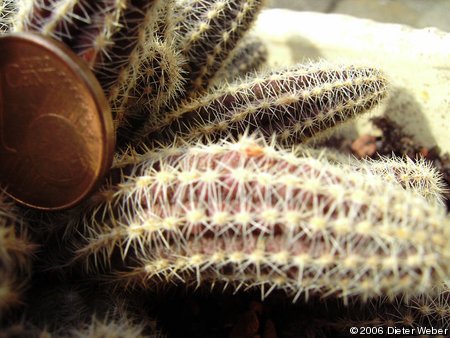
top-left (7, 0), bottom-right (182, 141)
top-left (5, 0), bottom-right (270, 144)
top-left (2, 0), bottom-right (450, 336)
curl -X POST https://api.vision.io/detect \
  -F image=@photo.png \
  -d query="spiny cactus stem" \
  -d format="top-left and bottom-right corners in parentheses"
top-left (74, 136), bottom-right (449, 303)
top-left (175, 0), bottom-right (267, 95)
top-left (216, 34), bottom-right (268, 83)
top-left (138, 63), bottom-right (388, 146)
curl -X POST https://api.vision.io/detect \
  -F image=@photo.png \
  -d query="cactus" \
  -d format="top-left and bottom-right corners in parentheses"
top-left (0, 0), bottom-right (16, 33)
top-left (6, 0), bottom-right (272, 143)
top-left (111, 0), bottom-right (189, 141)
top-left (17, 277), bottom-right (165, 336)
top-left (136, 62), bottom-right (388, 146)
top-left (0, 317), bottom-right (164, 338)
top-left (173, 0), bottom-right (267, 97)
top-left (0, 322), bottom-right (51, 338)
top-left (4, 1), bottom-right (449, 336)
top-left (0, 192), bottom-right (35, 316)
top-left (70, 135), bottom-right (450, 303)
top-left (105, 0), bottom-right (186, 141)
top-left (215, 34), bottom-right (268, 83)
top-left (11, 0), bottom-right (157, 89)
top-left (355, 155), bottom-right (447, 206)
top-left (69, 316), bottom-right (165, 338)
top-left (298, 147), bottom-right (447, 206)
top-left (12, 0), bottom-right (126, 70)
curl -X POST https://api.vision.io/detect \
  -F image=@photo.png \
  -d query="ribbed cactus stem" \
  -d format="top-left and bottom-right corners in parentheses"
top-left (216, 35), bottom-right (268, 83)
top-left (174, 0), bottom-right (267, 96)
top-left (117, 40), bottom-right (185, 141)
top-left (153, 0), bottom-right (176, 41)
top-left (89, 0), bottom-right (160, 91)
top-left (107, 1), bottom-right (186, 141)
top-left (138, 63), bottom-right (388, 146)
top-left (12, 0), bottom-right (95, 45)
top-left (100, 0), bottom-right (163, 127)
top-left (74, 136), bottom-right (450, 303)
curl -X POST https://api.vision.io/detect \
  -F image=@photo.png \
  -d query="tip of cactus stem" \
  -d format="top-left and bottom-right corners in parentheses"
top-left (358, 155), bottom-right (448, 206)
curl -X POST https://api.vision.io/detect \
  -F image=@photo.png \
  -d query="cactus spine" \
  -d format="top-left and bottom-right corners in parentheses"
top-left (137, 63), bottom-right (388, 146)
top-left (111, 0), bottom-right (188, 142)
top-left (104, 0), bottom-right (184, 137)
top-left (72, 136), bottom-right (450, 303)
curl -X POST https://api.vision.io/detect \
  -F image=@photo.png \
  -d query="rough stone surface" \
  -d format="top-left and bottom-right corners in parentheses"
top-left (253, 9), bottom-right (450, 153)
top-left (334, 0), bottom-right (450, 32)
top-left (268, 0), bottom-right (336, 12)
top-left (269, 0), bottom-right (450, 32)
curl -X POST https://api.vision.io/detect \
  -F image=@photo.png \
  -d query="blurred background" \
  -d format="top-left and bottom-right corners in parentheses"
top-left (268, 0), bottom-right (450, 32)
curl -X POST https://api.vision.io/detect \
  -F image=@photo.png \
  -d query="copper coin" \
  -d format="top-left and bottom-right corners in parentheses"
top-left (0, 32), bottom-right (115, 210)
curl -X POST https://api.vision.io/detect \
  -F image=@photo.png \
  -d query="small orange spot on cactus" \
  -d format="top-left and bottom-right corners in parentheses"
top-left (244, 144), bottom-right (265, 157)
